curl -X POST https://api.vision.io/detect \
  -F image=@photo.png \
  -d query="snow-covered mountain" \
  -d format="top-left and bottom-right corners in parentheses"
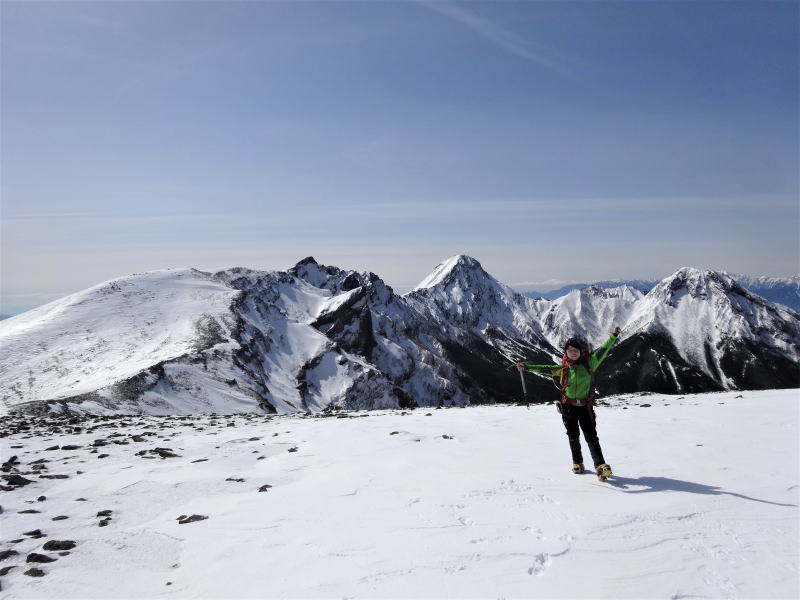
top-left (0, 269), bottom-right (244, 414)
top-left (0, 258), bottom-right (520, 416)
top-left (525, 274), bottom-right (800, 311)
top-left (606, 268), bottom-right (800, 393)
top-left (536, 284), bottom-right (644, 351)
top-left (405, 255), bottom-right (553, 358)
top-left (525, 279), bottom-right (658, 300)
top-left (1, 257), bottom-right (798, 416)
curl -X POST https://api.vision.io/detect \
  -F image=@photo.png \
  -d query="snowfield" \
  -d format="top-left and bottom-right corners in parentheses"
top-left (1, 389), bottom-right (797, 599)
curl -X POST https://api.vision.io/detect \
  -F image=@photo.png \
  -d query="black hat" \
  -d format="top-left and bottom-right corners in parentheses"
top-left (564, 337), bottom-right (584, 351)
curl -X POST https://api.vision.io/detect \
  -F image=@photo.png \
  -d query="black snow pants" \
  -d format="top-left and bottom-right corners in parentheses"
top-left (560, 403), bottom-right (606, 467)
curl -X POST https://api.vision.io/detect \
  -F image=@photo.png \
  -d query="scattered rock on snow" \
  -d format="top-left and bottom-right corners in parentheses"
top-left (3, 474), bottom-right (35, 487)
top-left (23, 567), bottom-right (46, 577)
top-left (26, 553), bottom-right (56, 563)
top-left (177, 514), bottom-right (208, 525)
top-left (0, 550), bottom-right (18, 561)
top-left (23, 529), bottom-right (45, 538)
top-left (43, 540), bottom-right (76, 551)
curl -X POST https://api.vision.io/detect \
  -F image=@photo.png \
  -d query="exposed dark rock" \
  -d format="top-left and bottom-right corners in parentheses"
top-left (177, 514), bottom-right (208, 524)
top-left (3, 474), bottom-right (34, 487)
top-left (0, 565), bottom-right (16, 576)
top-left (24, 567), bottom-right (46, 577)
top-left (23, 529), bottom-right (45, 538)
top-left (26, 553), bottom-right (56, 563)
top-left (18, 509), bottom-right (41, 514)
top-left (52, 516), bottom-right (69, 521)
top-left (0, 550), bottom-right (18, 561)
top-left (98, 519), bottom-right (111, 527)
top-left (258, 484), bottom-right (272, 492)
top-left (43, 540), bottom-right (76, 551)
top-left (153, 447), bottom-right (180, 458)
top-left (96, 510), bottom-right (113, 517)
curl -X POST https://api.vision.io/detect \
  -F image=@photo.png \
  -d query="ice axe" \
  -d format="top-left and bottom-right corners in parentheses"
top-left (507, 362), bottom-right (530, 409)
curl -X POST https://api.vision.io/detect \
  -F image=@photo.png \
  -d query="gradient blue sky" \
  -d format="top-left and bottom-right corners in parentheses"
top-left (2, 0), bottom-right (798, 314)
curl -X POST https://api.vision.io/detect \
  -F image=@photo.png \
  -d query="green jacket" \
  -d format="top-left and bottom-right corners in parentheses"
top-left (525, 334), bottom-right (618, 406)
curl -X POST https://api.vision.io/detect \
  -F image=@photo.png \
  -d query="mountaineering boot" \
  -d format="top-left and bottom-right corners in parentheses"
top-left (596, 463), bottom-right (612, 481)
top-left (572, 463), bottom-right (584, 474)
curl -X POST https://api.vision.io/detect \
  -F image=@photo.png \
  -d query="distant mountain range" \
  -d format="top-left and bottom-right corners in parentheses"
top-left (1, 256), bottom-right (798, 416)
top-left (525, 274), bottom-right (800, 311)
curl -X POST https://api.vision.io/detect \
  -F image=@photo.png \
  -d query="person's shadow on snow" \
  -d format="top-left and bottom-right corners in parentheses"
top-left (603, 475), bottom-right (798, 507)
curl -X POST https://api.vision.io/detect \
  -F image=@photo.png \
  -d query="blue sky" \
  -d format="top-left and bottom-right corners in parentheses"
top-left (2, 0), bottom-right (798, 314)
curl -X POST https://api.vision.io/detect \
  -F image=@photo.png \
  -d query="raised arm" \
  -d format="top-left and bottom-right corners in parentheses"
top-left (589, 326), bottom-right (622, 371)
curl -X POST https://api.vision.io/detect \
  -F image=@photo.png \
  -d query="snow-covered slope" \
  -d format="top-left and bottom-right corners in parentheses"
top-left (1, 390), bottom-right (796, 599)
top-left (0, 269), bottom-right (241, 412)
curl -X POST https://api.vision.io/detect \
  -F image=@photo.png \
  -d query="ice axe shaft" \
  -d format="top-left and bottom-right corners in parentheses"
top-left (518, 369), bottom-right (529, 408)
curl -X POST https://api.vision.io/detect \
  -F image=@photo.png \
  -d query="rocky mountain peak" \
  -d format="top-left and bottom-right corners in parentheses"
top-left (648, 267), bottom-right (741, 304)
top-left (409, 255), bottom-right (497, 294)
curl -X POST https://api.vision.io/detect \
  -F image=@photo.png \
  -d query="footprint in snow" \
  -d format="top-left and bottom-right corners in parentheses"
top-left (528, 552), bottom-right (551, 575)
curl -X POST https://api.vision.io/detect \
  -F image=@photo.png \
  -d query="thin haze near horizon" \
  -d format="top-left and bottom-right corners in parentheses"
top-left (1, 0), bottom-right (798, 315)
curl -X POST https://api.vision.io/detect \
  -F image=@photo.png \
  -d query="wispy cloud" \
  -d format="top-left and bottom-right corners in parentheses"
top-left (415, 0), bottom-right (558, 71)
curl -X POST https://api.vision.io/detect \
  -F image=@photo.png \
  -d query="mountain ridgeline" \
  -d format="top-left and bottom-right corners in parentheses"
top-left (1, 256), bottom-right (798, 416)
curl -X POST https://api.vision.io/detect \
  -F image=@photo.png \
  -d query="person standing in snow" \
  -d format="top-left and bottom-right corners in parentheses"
top-left (517, 326), bottom-right (622, 480)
